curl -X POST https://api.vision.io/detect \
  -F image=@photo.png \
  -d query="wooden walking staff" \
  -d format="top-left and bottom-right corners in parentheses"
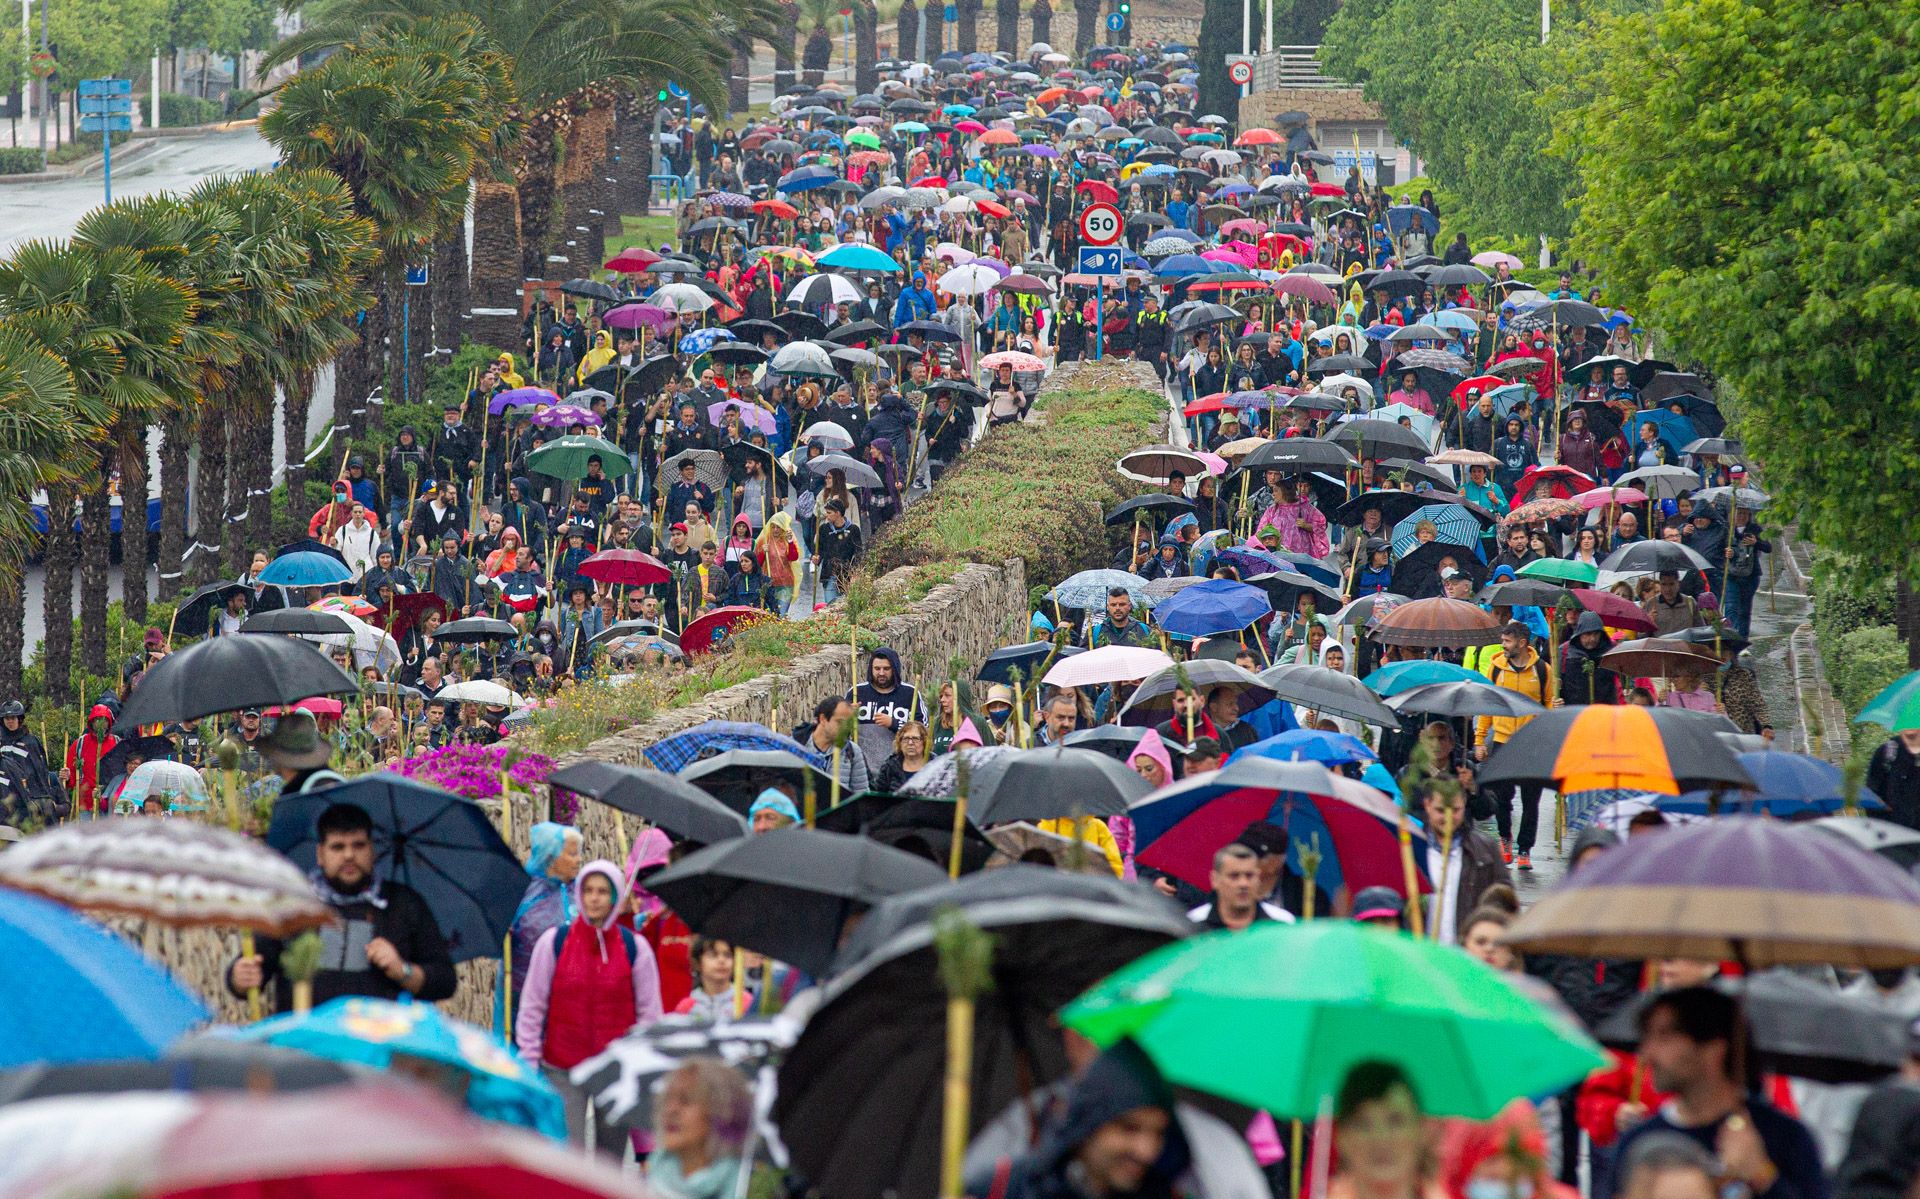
top-left (1290, 833), bottom-right (1325, 1199)
top-left (1396, 804), bottom-right (1425, 937)
top-left (499, 767), bottom-right (515, 1031)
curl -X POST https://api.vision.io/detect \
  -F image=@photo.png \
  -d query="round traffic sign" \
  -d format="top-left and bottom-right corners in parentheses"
top-left (1227, 60), bottom-right (1252, 85)
top-left (666, 81), bottom-right (689, 99)
top-left (1106, 11), bottom-right (1125, 30)
top-left (1079, 202), bottom-right (1123, 247)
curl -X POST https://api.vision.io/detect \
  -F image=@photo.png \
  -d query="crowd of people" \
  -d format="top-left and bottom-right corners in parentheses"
top-left (8, 33), bottom-right (1920, 1199)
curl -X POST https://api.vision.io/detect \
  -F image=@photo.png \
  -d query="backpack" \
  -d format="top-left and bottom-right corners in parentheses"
top-left (551, 921), bottom-right (639, 966)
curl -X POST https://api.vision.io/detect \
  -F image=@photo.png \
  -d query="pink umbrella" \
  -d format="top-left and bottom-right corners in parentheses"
top-left (953, 119), bottom-right (987, 134)
top-left (602, 302), bottom-right (675, 332)
top-left (1577, 486), bottom-right (1649, 510)
top-left (1274, 275), bottom-right (1339, 304)
top-left (531, 404), bottom-right (602, 428)
top-left (1471, 250), bottom-right (1524, 270)
top-left (707, 400), bottom-right (778, 433)
top-left (1218, 218), bottom-right (1267, 239)
top-left (1043, 645), bottom-right (1175, 688)
top-left (980, 350), bottom-right (1047, 372)
top-left (1193, 451), bottom-right (1229, 477)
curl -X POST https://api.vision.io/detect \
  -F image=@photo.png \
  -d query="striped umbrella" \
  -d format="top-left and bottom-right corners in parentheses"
top-left (1478, 705), bottom-right (1751, 796)
top-left (1391, 504), bottom-right (1485, 558)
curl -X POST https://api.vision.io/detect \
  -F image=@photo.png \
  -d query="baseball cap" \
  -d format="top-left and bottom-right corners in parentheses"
top-left (1439, 566), bottom-right (1460, 580)
top-left (1351, 885), bottom-right (1404, 923)
top-left (671, 522), bottom-right (689, 533)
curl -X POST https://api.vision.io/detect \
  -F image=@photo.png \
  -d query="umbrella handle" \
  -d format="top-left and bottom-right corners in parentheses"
top-left (241, 930), bottom-right (262, 1021)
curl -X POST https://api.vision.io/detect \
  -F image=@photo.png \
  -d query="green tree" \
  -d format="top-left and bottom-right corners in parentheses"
top-left (1558, 0), bottom-right (1920, 597)
top-left (46, 0), bottom-right (167, 83)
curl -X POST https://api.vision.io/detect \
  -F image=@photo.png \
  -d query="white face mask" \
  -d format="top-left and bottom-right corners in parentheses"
top-left (1467, 1181), bottom-right (1533, 1199)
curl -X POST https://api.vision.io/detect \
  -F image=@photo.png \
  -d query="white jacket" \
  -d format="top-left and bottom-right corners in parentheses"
top-left (334, 520), bottom-right (381, 579)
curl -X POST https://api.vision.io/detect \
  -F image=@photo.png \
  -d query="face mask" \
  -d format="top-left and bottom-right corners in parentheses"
top-left (988, 708), bottom-right (1012, 728)
top-left (1467, 1182), bottom-right (1533, 1199)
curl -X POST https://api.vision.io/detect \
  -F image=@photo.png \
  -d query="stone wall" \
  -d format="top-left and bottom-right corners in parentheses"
top-left (1132, 14), bottom-right (1202, 44)
top-left (1240, 86), bottom-right (1385, 130)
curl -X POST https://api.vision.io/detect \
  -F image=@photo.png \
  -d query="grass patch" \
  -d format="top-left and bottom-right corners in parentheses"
top-left (618, 214), bottom-right (678, 251)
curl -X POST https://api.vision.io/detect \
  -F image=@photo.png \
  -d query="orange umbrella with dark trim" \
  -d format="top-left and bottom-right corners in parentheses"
top-left (1477, 705), bottom-right (1753, 795)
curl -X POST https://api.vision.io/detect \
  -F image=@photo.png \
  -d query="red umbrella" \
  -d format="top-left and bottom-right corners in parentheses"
top-left (753, 198), bottom-right (799, 220)
top-left (975, 198), bottom-right (1011, 218)
top-left (1273, 275), bottom-right (1337, 304)
top-left (1309, 182), bottom-right (1346, 197)
top-left (1513, 464), bottom-right (1597, 501)
top-left (603, 246), bottom-right (661, 273)
top-left (1235, 127), bottom-right (1283, 146)
top-left (1076, 179), bottom-right (1119, 204)
top-left (1450, 374), bottom-right (1508, 408)
top-left (680, 605), bottom-right (777, 657)
top-left (909, 174), bottom-right (948, 188)
top-left (1569, 587), bottom-right (1657, 634)
top-left (578, 548), bottom-right (670, 587)
top-left (1184, 392), bottom-right (1232, 417)
top-left (371, 592), bottom-right (448, 641)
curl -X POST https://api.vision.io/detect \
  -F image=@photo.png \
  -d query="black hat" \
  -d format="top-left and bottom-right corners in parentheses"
top-left (1234, 820), bottom-right (1289, 857)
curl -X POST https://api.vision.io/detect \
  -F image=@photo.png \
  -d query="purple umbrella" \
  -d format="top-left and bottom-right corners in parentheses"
top-left (1506, 816), bottom-right (1920, 969)
top-left (531, 404), bottom-right (603, 428)
top-left (488, 387), bottom-right (561, 416)
top-left (1023, 144), bottom-right (1059, 159)
top-left (603, 303), bottom-right (676, 332)
top-left (705, 191), bottom-right (754, 208)
top-left (707, 401), bottom-right (777, 434)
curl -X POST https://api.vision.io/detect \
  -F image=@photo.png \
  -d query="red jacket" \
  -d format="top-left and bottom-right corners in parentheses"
top-left (641, 909), bottom-right (694, 1013)
top-left (65, 704), bottom-right (118, 813)
top-left (542, 918), bottom-right (639, 1070)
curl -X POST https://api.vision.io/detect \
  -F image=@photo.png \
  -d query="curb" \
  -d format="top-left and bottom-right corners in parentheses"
top-left (0, 117), bottom-right (255, 184)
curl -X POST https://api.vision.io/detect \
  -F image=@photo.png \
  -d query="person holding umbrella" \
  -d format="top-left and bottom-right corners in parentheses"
top-left (516, 857), bottom-right (664, 1154)
top-left (230, 802), bottom-right (456, 1013)
top-left (1474, 622), bottom-right (1556, 871)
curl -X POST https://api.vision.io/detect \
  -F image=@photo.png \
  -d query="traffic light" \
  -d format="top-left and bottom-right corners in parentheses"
top-left (1118, 1), bottom-right (1130, 13)
top-left (657, 88), bottom-right (670, 102)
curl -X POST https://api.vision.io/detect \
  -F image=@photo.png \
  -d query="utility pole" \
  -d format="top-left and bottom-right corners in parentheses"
top-left (37, 0), bottom-right (48, 167)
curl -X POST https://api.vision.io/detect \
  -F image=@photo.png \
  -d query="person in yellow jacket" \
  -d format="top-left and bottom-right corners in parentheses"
top-left (1472, 620), bottom-right (1559, 871)
top-left (575, 329), bottom-right (615, 386)
top-left (494, 352), bottom-right (525, 389)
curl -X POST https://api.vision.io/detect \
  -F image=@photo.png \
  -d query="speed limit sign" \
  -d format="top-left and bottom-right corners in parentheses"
top-left (1227, 59), bottom-right (1253, 86)
top-left (1079, 202), bottom-right (1123, 247)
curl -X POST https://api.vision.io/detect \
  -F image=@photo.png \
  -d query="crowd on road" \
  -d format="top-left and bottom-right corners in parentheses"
top-left (7, 35), bottom-right (1920, 1199)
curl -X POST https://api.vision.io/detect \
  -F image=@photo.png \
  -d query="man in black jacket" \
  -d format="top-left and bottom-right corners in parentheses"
top-left (1869, 730), bottom-right (1920, 831)
top-left (815, 497), bottom-right (863, 602)
top-left (229, 802), bottom-right (456, 1013)
top-left (432, 402), bottom-right (478, 487)
top-left (1134, 294), bottom-right (1170, 381)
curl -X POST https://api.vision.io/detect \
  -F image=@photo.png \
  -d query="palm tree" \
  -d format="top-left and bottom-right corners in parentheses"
top-left (0, 329), bottom-right (107, 698)
top-left (955, 0), bottom-right (979, 53)
top-left (853, 0), bottom-right (878, 93)
top-left (995, 0), bottom-right (1018, 52)
top-left (774, 0), bottom-right (800, 92)
top-left (801, 0), bottom-right (834, 86)
top-left (1074, 0), bottom-right (1100, 56)
top-left (896, 0), bottom-right (921, 61)
top-left (1031, 0), bottom-right (1051, 47)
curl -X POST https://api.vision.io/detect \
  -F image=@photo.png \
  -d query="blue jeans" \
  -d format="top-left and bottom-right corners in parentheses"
top-left (1724, 572), bottom-right (1760, 636)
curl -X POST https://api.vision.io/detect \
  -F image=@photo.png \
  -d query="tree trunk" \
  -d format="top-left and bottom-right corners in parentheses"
top-left (121, 427), bottom-right (149, 629)
top-left (0, 571), bottom-right (23, 700)
top-left (41, 486), bottom-right (77, 706)
top-left (468, 178), bottom-right (526, 354)
top-left (956, 0), bottom-right (979, 53)
top-left (188, 410), bottom-right (228, 590)
top-left (995, 0), bottom-right (1019, 53)
top-left (1074, 0), bottom-right (1100, 56)
top-left (429, 219), bottom-right (468, 364)
top-left (516, 116), bottom-right (563, 283)
top-left (802, 28), bottom-right (832, 86)
top-left (729, 39), bottom-right (752, 114)
top-left (854, 0), bottom-right (879, 95)
top-left (240, 393), bottom-right (277, 573)
top-left (774, 3), bottom-right (800, 95)
top-left (280, 369), bottom-right (316, 546)
top-left (156, 410), bottom-right (192, 599)
top-left (1031, 0), bottom-right (1051, 47)
top-left (896, 0), bottom-right (921, 61)
top-left (1196, 0), bottom-right (1239, 126)
top-left (78, 462), bottom-right (113, 677)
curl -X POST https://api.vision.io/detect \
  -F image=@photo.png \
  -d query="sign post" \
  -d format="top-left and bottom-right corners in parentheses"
top-left (78, 77), bottom-right (132, 204)
top-left (1078, 204), bottom-right (1123, 361)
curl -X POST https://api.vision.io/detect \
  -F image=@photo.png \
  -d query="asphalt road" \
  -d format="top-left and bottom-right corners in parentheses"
top-left (0, 126), bottom-right (280, 255)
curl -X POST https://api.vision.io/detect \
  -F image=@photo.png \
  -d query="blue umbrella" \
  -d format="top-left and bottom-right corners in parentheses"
top-left (777, 165), bottom-right (839, 193)
top-left (1152, 253), bottom-right (1221, 278)
top-left (0, 888), bottom-right (209, 1066)
top-left (1486, 382), bottom-right (1533, 419)
top-left (267, 777), bottom-right (525, 963)
top-left (1363, 660), bottom-right (1486, 696)
top-left (259, 551), bottom-right (354, 588)
top-left (1152, 578), bottom-right (1273, 638)
top-left (892, 120), bottom-right (930, 134)
top-left (1633, 407), bottom-right (1699, 459)
top-left (1232, 728), bottom-right (1378, 767)
top-left (1655, 752), bottom-right (1887, 818)
top-left (1655, 789), bottom-right (1886, 819)
top-left (233, 997), bottom-right (566, 1138)
top-left (816, 243), bottom-right (903, 274)
top-left (1272, 552), bottom-right (1344, 590)
top-left (679, 328), bottom-right (738, 354)
top-left (1385, 204), bottom-right (1439, 236)
top-left (1430, 310), bottom-right (1478, 335)
top-left (1392, 504), bottom-right (1485, 559)
top-left (647, 720), bottom-right (830, 773)
top-left (1050, 569), bottom-right (1152, 610)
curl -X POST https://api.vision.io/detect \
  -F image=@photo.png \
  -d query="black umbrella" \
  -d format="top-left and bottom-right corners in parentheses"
top-left (0, 1043), bottom-right (358, 1106)
top-left (1104, 493), bottom-right (1198, 527)
top-left (1507, 299), bottom-right (1607, 332)
top-left (977, 640), bottom-right (1081, 685)
top-left (898, 319), bottom-right (961, 343)
top-left (644, 827), bottom-right (947, 976)
top-left (1390, 541), bottom-right (1489, 598)
top-left (773, 310), bottom-right (832, 340)
top-left (775, 866), bottom-right (1190, 1199)
top-left (1665, 625), bottom-right (1751, 656)
top-left (1119, 660), bottom-right (1276, 727)
top-left (238, 608), bottom-right (354, 637)
top-left (1240, 437), bottom-right (1357, 473)
top-left (706, 343), bottom-right (770, 367)
top-left (432, 617), bottom-right (519, 645)
top-left (925, 378), bottom-right (988, 406)
top-left (814, 794), bottom-right (997, 873)
top-left (677, 749), bottom-right (837, 816)
top-left (622, 355), bottom-right (684, 397)
top-left (1331, 489), bottom-right (1442, 527)
top-left (727, 318), bottom-right (787, 343)
top-left (549, 761), bottom-right (748, 845)
top-left (1332, 418), bottom-right (1435, 462)
top-left (1060, 724), bottom-right (1189, 762)
top-left (965, 746), bottom-right (1152, 825)
top-left (1599, 540), bottom-right (1713, 576)
top-left (112, 634), bottom-right (358, 734)
top-left (1425, 263), bottom-right (1491, 288)
top-left (171, 581), bottom-right (252, 636)
top-left (1479, 579), bottom-right (1576, 609)
top-left (266, 776), bottom-right (524, 962)
top-left (1387, 681), bottom-right (1548, 720)
top-left (1257, 664), bottom-right (1399, 726)
top-left (561, 278), bottom-right (619, 303)
top-left (1376, 457), bottom-right (1458, 490)
top-left (826, 319), bottom-right (888, 345)
top-left (1596, 973), bottom-right (1907, 1084)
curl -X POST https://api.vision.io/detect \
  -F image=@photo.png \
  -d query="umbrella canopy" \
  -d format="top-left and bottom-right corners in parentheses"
top-left (1599, 637), bottom-right (1725, 678)
top-left (570, 1016), bottom-right (797, 1135)
top-left (577, 548), bottom-right (670, 588)
top-left (548, 761), bottom-right (748, 843)
top-left (0, 888), bottom-right (211, 1067)
top-left (1858, 671), bottom-right (1920, 733)
top-left (1368, 597), bottom-right (1502, 647)
top-left (1118, 660), bottom-right (1276, 727)
top-left (804, 452), bottom-right (885, 490)
top-left (1387, 681), bottom-right (1547, 720)
top-left (1043, 644), bottom-right (1174, 688)
top-left (1478, 705), bottom-right (1753, 796)
top-left (1118, 445), bottom-right (1211, 484)
top-left (1813, 816), bottom-right (1920, 871)
top-left (1049, 569), bottom-right (1151, 609)
top-left (1363, 659), bottom-right (1487, 696)
top-left (525, 434), bottom-right (632, 481)
top-left (1518, 557), bottom-right (1601, 587)
top-left (1257, 664), bottom-right (1399, 726)
top-left (1151, 578), bottom-right (1272, 638)
top-left (661, 447), bottom-right (730, 493)
top-left (644, 828), bottom-right (948, 976)
top-left (1504, 817), bottom-right (1920, 969)
top-left (1063, 921), bottom-right (1605, 1120)
top-left (645, 720), bottom-right (828, 773)
top-left (976, 639), bottom-right (1082, 686)
top-left (266, 777), bottom-right (524, 962)
top-left (814, 794), bottom-right (998, 874)
top-left (258, 552), bottom-right (354, 588)
top-left (677, 750), bottom-right (837, 818)
top-left (962, 745), bottom-right (1152, 825)
top-left (1595, 972), bottom-right (1908, 1085)
top-left (234, 997), bottom-right (565, 1136)
top-left (0, 1041), bottom-right (358, 1106)
top-left (0, 817), bottom-right (331, 936)
top-left (1600, 539), bottom-right (1713, 575)
top-left (112, 634), bottom-right (358, 733)
top-left (775, 866), bottom-right (1190, 1199)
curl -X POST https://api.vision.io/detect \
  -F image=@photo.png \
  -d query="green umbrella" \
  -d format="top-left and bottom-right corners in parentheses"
top-left (1517, 557), bottom-right (1599, 586)
top-left (526, 434), bottom-right (633, 481)
top-left (1061, 922), bottom-right (1604, 1120)
top-left (1858, 671), bottom-right (1920, 733)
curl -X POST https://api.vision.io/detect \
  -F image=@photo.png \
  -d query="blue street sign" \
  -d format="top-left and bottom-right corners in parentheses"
top-left (77, 77), bottom-right (132, 96)
top-left (666, 81), bottom-right (688, 99)
top-left (78, 96), bottom-right (132, 114)
top-left (80, 114), bottom-right (132, 133)
top-left (1077, 246), bottom-right (1125, 276)
top-left (1106, 12), bottom-right (1126, 30)
top-left (943, 3), bottom-right (957, 19)
top-left (405, 265), bottom-right (430, 286)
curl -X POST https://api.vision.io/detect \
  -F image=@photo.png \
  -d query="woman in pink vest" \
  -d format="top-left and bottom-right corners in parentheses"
top-left (516, 858), bottom-right (664, 1155)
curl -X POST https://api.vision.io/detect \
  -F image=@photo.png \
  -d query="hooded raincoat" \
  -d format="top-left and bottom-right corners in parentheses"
top-left (515, 858), bottom-right (663, 1070)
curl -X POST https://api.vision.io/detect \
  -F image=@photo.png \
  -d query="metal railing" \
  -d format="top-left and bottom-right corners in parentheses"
top-left (1251, 45), bottom-right (1354, 91)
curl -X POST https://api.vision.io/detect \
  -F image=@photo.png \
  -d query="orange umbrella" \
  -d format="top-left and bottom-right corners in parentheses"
top-left (976, 198), bottom-right (1011, 218)
top-left (979, 128), bottom-right (1019, 146)
top-left (1036, 86), bottom-right (1070, 104)
top-left (1236, 128), bottom-right (1283, 146)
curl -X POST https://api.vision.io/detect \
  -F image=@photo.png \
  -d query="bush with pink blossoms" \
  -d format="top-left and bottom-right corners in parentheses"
top-left (388, 743), bottom-right (573, 821)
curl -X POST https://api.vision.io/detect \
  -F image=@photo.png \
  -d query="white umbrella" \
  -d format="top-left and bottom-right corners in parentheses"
top-left (115, 761), bottom-right (211, 813)
top-left (1040, 51), bottom-right (1069, 65)
top-left (433, 680), bottom-right (523, 708)
top-left (769, 342), bottom-right (837, 376)
top-left (933, 241), bottom-right (973, 264)
top-left (1042, 645), bottom-right (1175, 688)
top-left (939, 194), bottom-right (976, 215)
top-left (797, 421), bottom-right (856, 449)
top-left (652, 283), bottom-right (715, 312)
top-left (299, 611), bottom-right (400, 674)
top-left (859, 185), bottom-right (908, 210)
top-left (937, 263), bottom-right (1002, 297)
top-left (1027, 40), bottom-right (1053, 54)
top-left (1202, 148), bottom-right (1242, 167)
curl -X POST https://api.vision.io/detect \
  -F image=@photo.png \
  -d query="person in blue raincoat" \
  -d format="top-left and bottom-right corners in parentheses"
top-left (496, 822), bottom-right (583, 1028)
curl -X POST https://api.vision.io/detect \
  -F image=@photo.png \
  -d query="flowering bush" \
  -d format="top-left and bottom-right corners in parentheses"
top-left (388, 743), bottom-right (562, 815)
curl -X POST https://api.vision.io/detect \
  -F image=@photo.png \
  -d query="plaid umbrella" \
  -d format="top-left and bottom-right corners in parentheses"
top-left (646, 721), bottom-right (828, 773)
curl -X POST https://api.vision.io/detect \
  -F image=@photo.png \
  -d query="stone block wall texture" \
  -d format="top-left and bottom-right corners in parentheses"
top-left (1239, 87), bottom-right (1385, 130)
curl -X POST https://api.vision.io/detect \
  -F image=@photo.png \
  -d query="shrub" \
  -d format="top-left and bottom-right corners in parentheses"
top-left (1832, 624), bottom-right (1908, 717)
top-left (0, 147), bottom-right (43, 175)
top-left (158, 92), bottom-right (221, 127)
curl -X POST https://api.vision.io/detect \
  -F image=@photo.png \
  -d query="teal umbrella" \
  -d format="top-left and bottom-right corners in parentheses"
top-left (1063, 921), bottom-right (1604, 1120)
top-left (233, 996), bottom-right (566, 1138)
top-left (526, 434), bottom-right (633, 481)
top-left (1361, 659), bottom-right (1484, 696)
top-left (1859, 671), bottom-right (1920, 733)
top-left (816, 243), bottom-right (903, 273)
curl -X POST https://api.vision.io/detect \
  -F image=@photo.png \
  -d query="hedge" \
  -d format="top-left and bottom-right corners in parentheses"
top-left (867, 361), bottom-right (1168, 590)
top-left (159, 92), bottom-right (222, 127)
top-left (1811, 549), bottom-right (1905, 718)
top-left (0, 147), bottom-right (43, 175)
